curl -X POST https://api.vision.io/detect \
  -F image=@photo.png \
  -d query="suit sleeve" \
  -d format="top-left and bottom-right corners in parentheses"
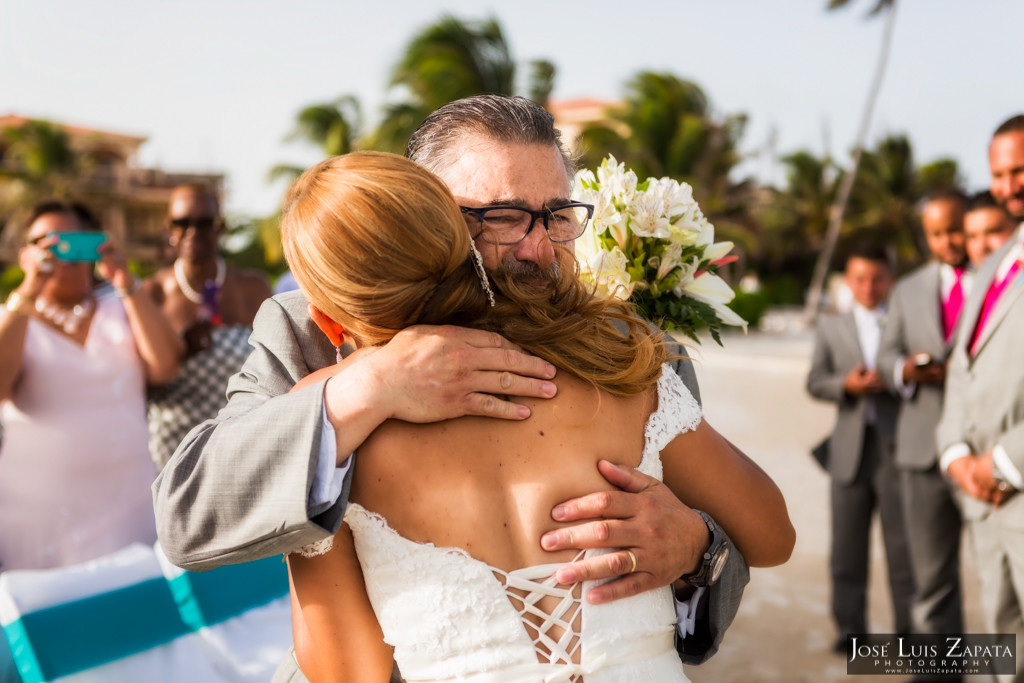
top-left (877, 289), bottom-right (909, 396)
top-left (677, 528), bottom-right (749, 664)
top-left (935, 342), bottom-right (970, 459)
top-left (670, 354), bottom-right (750, 665)
top-left (806, 322), bottom-right (846, 404)
top-left (153, 297), bottom-right (352, 571)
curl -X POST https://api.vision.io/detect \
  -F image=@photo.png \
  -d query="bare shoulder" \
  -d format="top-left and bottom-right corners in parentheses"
top-left (142, 267), bottom-right (176, 303)
top-left (227, 266), bottom-right (272, 296)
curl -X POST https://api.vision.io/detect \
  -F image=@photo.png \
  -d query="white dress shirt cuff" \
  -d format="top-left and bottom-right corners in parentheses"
top-left (674, 586), bottom-right (705, 639)
top-left (892, 358), bottom-right (915, 399)
top-left (307, 400), bottom-right (351, 518)
top-left (939, 443), bottom-right (972, 473)
top-left (992, 446), bottom-right (1024, 490)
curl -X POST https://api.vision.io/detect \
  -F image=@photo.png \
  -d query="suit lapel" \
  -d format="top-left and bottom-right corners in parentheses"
top-left (973, 273), bottom-right (1024, 358)
top-left (958, 238), bottom-right (1014, 364)
top-left (919, 262), bottom-right (944, 350)
top-left (840, 312), bottom-right (866, 365)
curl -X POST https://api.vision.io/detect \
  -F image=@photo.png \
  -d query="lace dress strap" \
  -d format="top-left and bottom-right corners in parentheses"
top-left (637, 366), bottom-right (703, 478)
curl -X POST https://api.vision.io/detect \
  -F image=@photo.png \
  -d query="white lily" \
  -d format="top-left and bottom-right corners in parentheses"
top-left (680, 272), bottom-right (748, 332)
top-left (628, 190), bottom-right (672, 238)
top-left (704, 240), bottom-right (735, 263)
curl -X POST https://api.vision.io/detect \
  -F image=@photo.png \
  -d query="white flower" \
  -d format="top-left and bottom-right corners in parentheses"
top-left (704, 240), bottom-right (734, 263)
top-left (681, 271), bottom-right (748, 332)
top-left (597, 155), bottom-right (638, 204)
top-left (577, 227), bottom-right (633, 300)
top-left (649, 177), bottom-right (695, 220)
top-left (655, 243), bottom-right (684, 281)
top-left (573, 168), bottom-right (597, 190)
top-left (573, 155), bottom-right (746, 337)
top-left (628, 190), bottom-right (672, 238)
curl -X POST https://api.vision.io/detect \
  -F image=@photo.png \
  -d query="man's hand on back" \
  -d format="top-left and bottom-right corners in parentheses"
top-left (540, 460), bottom-right (708, 605)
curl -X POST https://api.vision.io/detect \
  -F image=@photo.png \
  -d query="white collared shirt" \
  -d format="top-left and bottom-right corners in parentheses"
top-left (851, 301), bottom-right (885, 371)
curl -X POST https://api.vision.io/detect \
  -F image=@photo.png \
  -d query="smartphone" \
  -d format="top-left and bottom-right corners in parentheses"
top-left (913, 352), bottom-right (932, 367)
top-left (49, 232), bottom-right (107, 262)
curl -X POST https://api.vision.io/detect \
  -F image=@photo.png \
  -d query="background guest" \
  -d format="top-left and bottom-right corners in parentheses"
top-left (0, 200), bottom-right (181, 570)
top-left (964, 190), bottom-right (1016, 268)
top-left (143, 183), bottom-right (271, 470)
top-left (807, 243), bottom-right (913, 652)
top-left (938, 114), bottom-right (1024, 683)
top-left (877, 191), bottom-right (969, 653)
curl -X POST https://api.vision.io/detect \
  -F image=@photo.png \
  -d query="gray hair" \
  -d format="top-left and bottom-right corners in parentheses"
top-left (405, 95), bottom-right (576, 181)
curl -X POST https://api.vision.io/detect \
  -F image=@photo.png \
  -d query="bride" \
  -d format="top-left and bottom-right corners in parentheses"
top-left (283, 152), bottom-right (794, 682)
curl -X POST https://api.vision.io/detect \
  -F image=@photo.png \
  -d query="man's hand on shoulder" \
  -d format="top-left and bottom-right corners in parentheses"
top-left (540, 460), bottom-right (708, 605)
top-left (356, 324), bottom-right (557, 422)
top-left (319, 324), bottom-right (558, 463)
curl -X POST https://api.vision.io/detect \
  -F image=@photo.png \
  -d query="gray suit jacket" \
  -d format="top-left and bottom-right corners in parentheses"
top-left (936, 230), bottom-right (1024, 523)
top-left (807, 311), bottom-right (899, 485)
top-left (153, 289), bottom-right (747, 664)
top-left (877, 261), bottom-right (951, 470)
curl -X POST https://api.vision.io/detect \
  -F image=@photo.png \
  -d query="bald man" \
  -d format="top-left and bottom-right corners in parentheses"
top-left (142, 184), bottom-right (271, 469)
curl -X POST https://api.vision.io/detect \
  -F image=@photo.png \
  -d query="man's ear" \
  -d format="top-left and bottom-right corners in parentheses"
top-left (307, 303), bottom-right (346, 347)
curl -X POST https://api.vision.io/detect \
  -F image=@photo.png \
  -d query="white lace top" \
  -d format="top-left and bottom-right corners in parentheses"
top-left (328, 365), bottom-right (699, 682)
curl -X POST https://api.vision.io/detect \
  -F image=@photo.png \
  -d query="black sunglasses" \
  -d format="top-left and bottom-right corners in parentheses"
top-left (170, 217), bottom-right (218, 232)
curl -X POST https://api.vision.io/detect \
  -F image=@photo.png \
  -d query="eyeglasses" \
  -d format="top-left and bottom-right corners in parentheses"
top-left (169, 216), bottom-right (219, 232)
top-left (459, 203), bottom-right (594, 245)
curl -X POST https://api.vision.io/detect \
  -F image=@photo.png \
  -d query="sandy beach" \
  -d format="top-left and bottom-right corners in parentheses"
top-left (679, 325), bottom-right (987, 682)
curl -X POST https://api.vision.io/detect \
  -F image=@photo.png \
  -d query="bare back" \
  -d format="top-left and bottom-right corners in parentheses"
top-left (350, 374), bottom-right (655, 572)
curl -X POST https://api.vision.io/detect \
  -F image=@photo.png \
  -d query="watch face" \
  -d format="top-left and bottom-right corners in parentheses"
top-left (709, 544), bottom-right (730, 584)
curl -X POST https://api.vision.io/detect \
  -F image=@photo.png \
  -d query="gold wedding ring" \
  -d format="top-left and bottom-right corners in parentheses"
top-left (626, 549), bottom-right (638, 574)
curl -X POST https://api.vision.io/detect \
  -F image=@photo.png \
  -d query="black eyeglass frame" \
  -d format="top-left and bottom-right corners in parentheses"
top-left (459, 203), bottom-right (595, 245)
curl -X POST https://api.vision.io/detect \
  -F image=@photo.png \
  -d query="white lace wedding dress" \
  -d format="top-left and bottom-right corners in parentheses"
top-left (344, 366), bottom-right (700, 682)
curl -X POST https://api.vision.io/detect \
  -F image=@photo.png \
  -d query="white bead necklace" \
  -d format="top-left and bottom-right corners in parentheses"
top-left (34, 296), bottom-right (95, 335)
top-left (174, 258), bottom-right (226, 304)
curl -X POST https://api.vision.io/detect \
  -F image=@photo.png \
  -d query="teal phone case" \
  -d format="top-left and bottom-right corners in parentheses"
top-left (50, 232), bottom-right (107, 262)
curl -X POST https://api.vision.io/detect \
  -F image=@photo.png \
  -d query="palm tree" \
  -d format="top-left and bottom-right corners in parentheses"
top-left (365, 15), bottom-right (554, 153)
top-left (268, 95), bottom-right (362, 185)
top-left (804, 0), bottom-right (897, 319)
top-left (260, 96), bottom-right (363, 267)
top-left (760, 150), bottom-right (840, 285)
top-left (576, 72), bottom-right (760, 277)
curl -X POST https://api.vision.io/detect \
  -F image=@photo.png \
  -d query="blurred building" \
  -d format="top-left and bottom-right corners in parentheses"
top-left (0, 114), bottom-right (223, 265)
top-left (547, 97), bottom-right (624, 151)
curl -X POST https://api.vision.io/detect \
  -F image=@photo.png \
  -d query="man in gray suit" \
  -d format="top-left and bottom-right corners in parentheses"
top-left (807, 244), bottom-right (913, 651)
top-left (877, 191), bottom-right (969, 643)
top-left (154, 95), bottom-right (748, 674)
top-left (937, 115), bottom-right (1024, 682)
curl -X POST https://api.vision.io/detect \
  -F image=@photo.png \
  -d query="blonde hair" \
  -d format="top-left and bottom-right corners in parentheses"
top-left (281, 152), bottom-right (668, 396)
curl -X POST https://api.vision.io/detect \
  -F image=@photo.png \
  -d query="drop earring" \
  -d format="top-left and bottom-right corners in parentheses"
top-left (335, 346), bottom-right (343, 363)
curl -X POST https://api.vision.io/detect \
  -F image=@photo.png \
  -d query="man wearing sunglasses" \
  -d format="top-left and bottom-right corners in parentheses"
top-left (142, 184), bottom-right (271, 469)
top-left (155, 95), bottom-right (750, 678)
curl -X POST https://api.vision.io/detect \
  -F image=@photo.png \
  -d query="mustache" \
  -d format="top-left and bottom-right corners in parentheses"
top-left (495, 257), bottom-right (561, 283)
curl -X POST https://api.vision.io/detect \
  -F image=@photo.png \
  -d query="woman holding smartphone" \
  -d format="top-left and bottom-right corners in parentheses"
top-left (0, 199), bottom-right (182, 570)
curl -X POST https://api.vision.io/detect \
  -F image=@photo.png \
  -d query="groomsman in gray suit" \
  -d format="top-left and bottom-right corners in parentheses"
top-left (807, 244), bottom-right (914, 651)
top-left (937, 115), bottom-right (1024, 682)
top-left (154, 95), bottom-right (749, 676)
top-left (877, 191), bottom-right (969, 644)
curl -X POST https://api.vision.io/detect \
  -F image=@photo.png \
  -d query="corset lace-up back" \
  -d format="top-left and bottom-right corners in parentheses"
top-left (340, 366), bottom-right (699, 682)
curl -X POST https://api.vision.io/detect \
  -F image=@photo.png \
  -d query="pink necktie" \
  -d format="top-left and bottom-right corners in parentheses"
top-left (942, 267), bottom-right (964, 343)
top-left (969, 259), bottom-right (1022, 355)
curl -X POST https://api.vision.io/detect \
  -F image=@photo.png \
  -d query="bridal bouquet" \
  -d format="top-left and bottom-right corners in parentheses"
top-left (573, 155), bottom-right (747, 344)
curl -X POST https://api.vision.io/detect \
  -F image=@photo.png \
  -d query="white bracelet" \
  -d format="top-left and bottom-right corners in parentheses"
top-left (4, 291), bottom-right (33, 314)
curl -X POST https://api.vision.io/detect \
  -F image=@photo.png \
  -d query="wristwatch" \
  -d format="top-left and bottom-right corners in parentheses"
top-left (682, 510), bottom-right (730, 588)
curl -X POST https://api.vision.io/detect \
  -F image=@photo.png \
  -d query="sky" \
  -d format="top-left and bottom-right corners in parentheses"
top-left (2, 0), bottom-right (1021, 219)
